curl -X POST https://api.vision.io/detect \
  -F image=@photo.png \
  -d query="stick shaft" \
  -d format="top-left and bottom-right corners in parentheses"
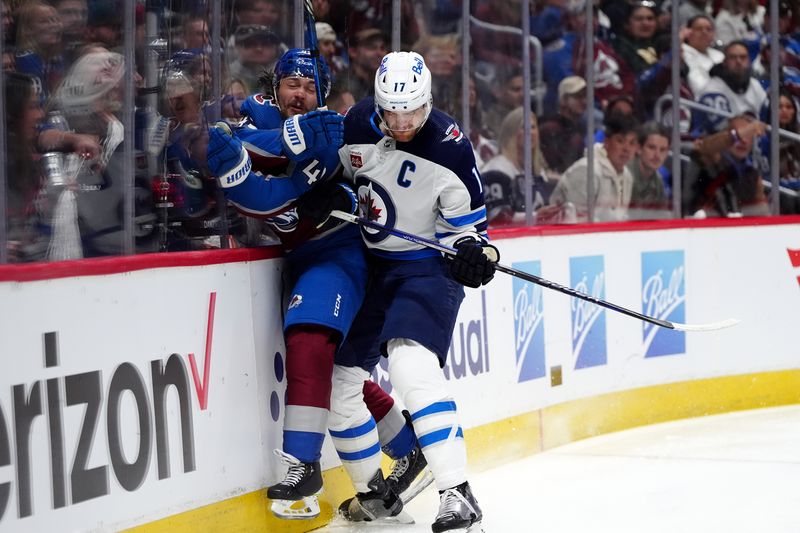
top-left (330, 210), bottom-right (676, 329)
top-left (302, 0), bottom-right (325, 108)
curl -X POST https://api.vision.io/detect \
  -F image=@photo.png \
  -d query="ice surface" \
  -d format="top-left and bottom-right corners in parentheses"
top-left (318, 405), bottom-right (800, 533)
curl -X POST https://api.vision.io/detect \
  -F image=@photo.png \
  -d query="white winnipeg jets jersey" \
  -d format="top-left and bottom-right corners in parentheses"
top-left (339, 98), bottom-right (489, 259)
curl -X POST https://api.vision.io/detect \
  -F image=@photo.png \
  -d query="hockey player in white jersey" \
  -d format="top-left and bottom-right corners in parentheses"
top-left (306, 51), bottom-right (497, 532)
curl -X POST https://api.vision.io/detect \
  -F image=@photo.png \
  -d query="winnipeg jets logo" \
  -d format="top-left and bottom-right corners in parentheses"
top-left (355, 177), bottom-right (396, 244)
top-left (358, 186), bottom-right (384, 222)
top-left (443, 124), bottom-right (464, 143)
top-left (288, 294), bottom-right (303, 310)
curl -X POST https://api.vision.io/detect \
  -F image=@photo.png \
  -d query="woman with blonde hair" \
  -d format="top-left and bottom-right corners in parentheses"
top-left (481, 106), bottom-right (559, 225)
top-left (14, 0), bottom-right (66, 100)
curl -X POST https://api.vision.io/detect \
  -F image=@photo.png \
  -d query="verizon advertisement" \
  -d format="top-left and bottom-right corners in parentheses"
top-left (0, 260), bottom-right (287, 532)
top-left (1, 220), bottom-right (798, 531)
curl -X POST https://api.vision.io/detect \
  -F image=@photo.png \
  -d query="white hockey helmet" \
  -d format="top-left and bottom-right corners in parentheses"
top-left (374, 51), bottom-right (433, 137)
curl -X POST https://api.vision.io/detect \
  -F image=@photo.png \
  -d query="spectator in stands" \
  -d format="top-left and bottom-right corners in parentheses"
top-left (14, 1), bottom-right (66, 101)
top-left (714, 0), bottom-right (763, 50)
top-left (753, 2), bottom-right (800, 95)
top-left (227, 0), bottom-right (287, 61)
top-left (683, 15), bottom-right (725, 96)
top-left (694, 40), bottom-right (767, 135)
top-left (757, 90), bottom-right (800, 214)
top-left (346, 0), bottom-right (419, 50)
top-left (6, 72), bottom-right (48, 262)
top-left (85, 0), bottom-right (122, 50)
top-left (636, 32), bottom-right (694, 127)
top-left (181, 16), bottom-right (210, 52)
top-left (483, 107), bottom-right (558, 225)
top-left (628, 121), bottom-right (671, 219)
top-left (597, 95), bottom-right (635, 141)
top-left (548, 113), bottom-right (639, 222)
top-left (611, 0), bottom-right (660, 76)
top-left (315, 22), bottom-right (346, 81)
top-left (685, 113), bottom-right (769, 217)
top-left (414, 33), bottom-right (462, 119)
top-left (229, 25), bottom-right (281, 94)
top-left (483, 66), bottom-right (524, 140)
top-left (541, 0), bottom-right (634, 112)
top-left (472, 0), bottom-right (525, 69)
top-left (661, 0), bottom-right (712, 27)
top-left (52, 0), bottom-right (88, 61)
top-left (539, 75), bottom-right (588, 174)
top-left (327, 81), bottom-right (355, 115)
top-left (52, 50), bottom-right (155, 256)
top-left (345, 28), bottom-right (387, 101)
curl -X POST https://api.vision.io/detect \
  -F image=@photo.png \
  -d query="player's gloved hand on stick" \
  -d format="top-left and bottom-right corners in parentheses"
top-left (296, 180), bottom-right (358, 228)
top-left (282, 110), bottom-right (344, 161)
top-left (448, 237), bottom-right (500, 288)
top-left (207, 121), bottom-right (252, 188)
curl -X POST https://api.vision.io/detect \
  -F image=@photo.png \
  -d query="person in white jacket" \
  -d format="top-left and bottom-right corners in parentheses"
top-left (548, 113), bottom-right (639, 222)
top-left (682, 14), bottom-right (725, 96)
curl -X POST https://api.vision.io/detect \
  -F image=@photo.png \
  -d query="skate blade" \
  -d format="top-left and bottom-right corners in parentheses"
top-left (400, 469), bottom-right (435, 504)
top-left (339, 504), bottom-right (415, 524)
top-left (270, 495), bottom-right (320, 520)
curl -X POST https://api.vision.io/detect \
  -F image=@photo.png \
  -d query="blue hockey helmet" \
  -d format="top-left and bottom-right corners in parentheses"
top-left (273, 48), bottom-right (332, 99)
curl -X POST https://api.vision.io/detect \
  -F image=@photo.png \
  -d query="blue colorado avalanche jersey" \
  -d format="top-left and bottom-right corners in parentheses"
top-left (339, 97), bottom-right (488, 260)
top-left (225, 94), bottom-right (347, 251)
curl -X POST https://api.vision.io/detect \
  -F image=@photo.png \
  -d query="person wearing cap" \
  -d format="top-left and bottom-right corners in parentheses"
top-left (538, 75), bottom-right (588, 174)
top-left (345, 27), bottom-right (388, 101)
top-left (315, 21), bottom-right (346, 80)
top-left (229, 24), bottom-right (282, 93)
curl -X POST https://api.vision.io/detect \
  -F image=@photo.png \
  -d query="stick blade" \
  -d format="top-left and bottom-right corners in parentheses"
top-left (669, 318), bottom-right (740, 332)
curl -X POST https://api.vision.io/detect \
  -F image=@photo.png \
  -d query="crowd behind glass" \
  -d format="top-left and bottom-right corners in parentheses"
top-left (1, 0), bottom-right (798, 263)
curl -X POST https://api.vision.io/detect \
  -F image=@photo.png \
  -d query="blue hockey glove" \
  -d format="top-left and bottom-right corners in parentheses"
top-left (281, 110), bottom-right (344, 161)
top-left (448, 237), bottom-right (500, 288)
top-left (207, 122), bottom-right (252, 188)
top-left (296, 180), bottom-right (357, 228)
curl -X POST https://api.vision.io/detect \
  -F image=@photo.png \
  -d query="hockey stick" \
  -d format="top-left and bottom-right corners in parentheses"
top-left (302, 0), bottom-right (326, 109)
top-left (329, 210), bottom-right (739, 332)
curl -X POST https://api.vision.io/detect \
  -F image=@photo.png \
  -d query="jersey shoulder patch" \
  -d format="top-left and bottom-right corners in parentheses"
top-left (240, 94), bottom-right (283, 129)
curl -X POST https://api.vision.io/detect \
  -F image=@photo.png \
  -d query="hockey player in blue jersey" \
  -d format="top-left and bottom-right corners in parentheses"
top-left (205, 48), bottom-right (429, 519)
top-left (310, 51), bottom-right (497, 532)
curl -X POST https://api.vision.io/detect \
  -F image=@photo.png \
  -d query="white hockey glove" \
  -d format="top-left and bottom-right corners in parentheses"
top-left (281, 110), bottom-right (344, 161)
top-left (448, 237), bottom-right (500, 288)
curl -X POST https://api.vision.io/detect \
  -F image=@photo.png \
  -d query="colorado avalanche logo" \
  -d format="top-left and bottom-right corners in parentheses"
top-left (355, 176), bottom-right (397, 244)
top-left (288, 294), bottom-right (303, 310)
top-left (269, 208), bottom-right (300, 233)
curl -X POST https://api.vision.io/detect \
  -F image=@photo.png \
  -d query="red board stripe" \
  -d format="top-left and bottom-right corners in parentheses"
top-left (0, 246), bottom-right (282, 283)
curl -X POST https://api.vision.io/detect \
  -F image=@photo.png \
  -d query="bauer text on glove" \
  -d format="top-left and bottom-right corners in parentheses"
top-left (282, 110), bottom-right (344, 161)
top-left (207, 122), bottom-right (252, 188)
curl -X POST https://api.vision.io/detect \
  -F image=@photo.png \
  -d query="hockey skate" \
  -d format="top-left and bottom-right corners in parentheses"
top-left (338, 469), bottom-right (414, 524)
top-left (431, 481), bottom-right (484, 533)
top-left (267, 449), bottom-right (323, 520)
top-left (387, 439), bottom-right (434, 504)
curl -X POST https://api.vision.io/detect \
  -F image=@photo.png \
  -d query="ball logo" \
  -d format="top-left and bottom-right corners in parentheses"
top-left (641, 251), bottom-right (686, 357)
top-left (512, 261), bottom-right (546, 382)
top-left (570, 256), bottom-right (607, 369)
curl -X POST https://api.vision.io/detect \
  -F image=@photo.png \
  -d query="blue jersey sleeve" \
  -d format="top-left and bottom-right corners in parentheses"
top-left (224, 127), bottom-right (342, 216)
